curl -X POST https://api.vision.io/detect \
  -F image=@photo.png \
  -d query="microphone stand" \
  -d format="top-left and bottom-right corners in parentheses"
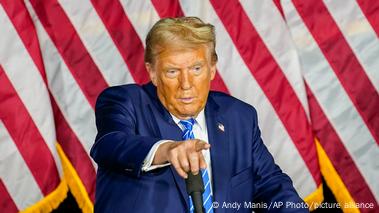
top-left (185, 172), bottom-right (205, 213)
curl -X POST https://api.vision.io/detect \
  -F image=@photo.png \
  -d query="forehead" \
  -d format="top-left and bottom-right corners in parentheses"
top-left (155, 46), bottom-right (210, 68)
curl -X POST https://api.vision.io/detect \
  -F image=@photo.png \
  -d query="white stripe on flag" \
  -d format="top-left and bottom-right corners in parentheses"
top-left (119, 0), bottom-right (160, 46)
top-left (282, 0), bottom-right (379, 201)
top-left (0, 121), bottom-right (43, 210)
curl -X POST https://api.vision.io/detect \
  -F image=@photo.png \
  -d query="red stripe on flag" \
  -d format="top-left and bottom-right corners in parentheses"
top-left (356, 0), bottom-right (379, 37)
top-left (151, 0), bottom-right (184, 17)
top-left (209, 0), bottom-right (321, 184)
top-left (151, 0), bottom-right (230, 94)
top-left (292, 0), bottom-right (379, 144)
top-left (0, 179), bottom-right (18, 213)
top-left (53, 103), bottom-right (96, 201)
top-left (29, 0), bottom-right (108, 108)
top-left (273, 0), bottom-right (285, 18)
top-left (91, 0), bottom-right (149, 84)
top-left (0, 66), bottom-right (60, 196)
top-left (306, 84), bottom-right (378, 211)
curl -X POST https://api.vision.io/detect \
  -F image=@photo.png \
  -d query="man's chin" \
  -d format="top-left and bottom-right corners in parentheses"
top-left (175, 110), bottom-right (199, 120)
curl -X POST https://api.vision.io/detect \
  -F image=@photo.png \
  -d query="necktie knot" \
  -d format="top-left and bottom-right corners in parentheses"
top-left (179, 118), bottom-right (195, 140)
top-left (179, 118), bottom-right (195, 131)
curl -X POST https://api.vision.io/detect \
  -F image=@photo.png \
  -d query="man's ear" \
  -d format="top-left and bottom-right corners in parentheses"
top-left (146, 63), bottom-right (157, 86)
top-left (210, 64), bottom-right (216, 81)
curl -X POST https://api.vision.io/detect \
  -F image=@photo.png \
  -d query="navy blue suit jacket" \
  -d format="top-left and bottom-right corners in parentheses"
top-left (90, 83), bottom-right (308, 212)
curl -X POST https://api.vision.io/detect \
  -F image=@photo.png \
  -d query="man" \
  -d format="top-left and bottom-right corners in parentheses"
top-left (91, 17), bottom-right (308, 213)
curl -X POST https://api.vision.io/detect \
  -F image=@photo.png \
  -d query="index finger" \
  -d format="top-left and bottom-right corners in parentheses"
top-left (194, 140), bottom-right (211, 152)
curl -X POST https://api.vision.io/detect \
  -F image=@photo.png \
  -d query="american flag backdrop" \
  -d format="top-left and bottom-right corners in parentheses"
top-left (0, 0), bottom-right (378, 212)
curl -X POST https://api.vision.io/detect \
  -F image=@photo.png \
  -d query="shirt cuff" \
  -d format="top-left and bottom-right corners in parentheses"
top-left (142, 140), bottom-right (172, 172)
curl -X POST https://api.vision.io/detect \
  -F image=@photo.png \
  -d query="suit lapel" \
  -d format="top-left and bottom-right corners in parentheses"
top-left (154, 115), bottom-right (190, 208)
top-left (144, 83), bottom-right (190, 208)
top-left (205, 96), bottom-right (231, 206)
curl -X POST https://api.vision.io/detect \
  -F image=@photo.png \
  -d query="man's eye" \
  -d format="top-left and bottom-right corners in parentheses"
top-left (192, 66), bottom-right (202, 74)
top-left (166, 69), bottom-right (178, 77)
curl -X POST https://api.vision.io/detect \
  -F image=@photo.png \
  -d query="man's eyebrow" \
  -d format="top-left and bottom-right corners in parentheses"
top-left (163, 64), bottom-right (180, 69)
top-left (188, 61), bottom-right (204, 68)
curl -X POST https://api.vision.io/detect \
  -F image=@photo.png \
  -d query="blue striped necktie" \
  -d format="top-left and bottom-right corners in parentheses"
top-left (179, 118), bottom-right (214, 213)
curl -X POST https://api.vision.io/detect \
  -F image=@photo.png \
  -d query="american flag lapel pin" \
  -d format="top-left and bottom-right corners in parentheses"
top-left (217, 123), bottom-right (225, 132)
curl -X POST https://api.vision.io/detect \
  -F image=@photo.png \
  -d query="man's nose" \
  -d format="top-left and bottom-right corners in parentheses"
top-left (180, 70), bottom-right (192, 90)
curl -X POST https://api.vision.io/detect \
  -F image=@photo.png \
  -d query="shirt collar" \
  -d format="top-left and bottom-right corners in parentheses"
top-left (170, 109), bottom-right (206, 130)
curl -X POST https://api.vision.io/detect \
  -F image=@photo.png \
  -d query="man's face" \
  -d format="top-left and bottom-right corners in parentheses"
top-left (146, 45), bottom-right (216, 120)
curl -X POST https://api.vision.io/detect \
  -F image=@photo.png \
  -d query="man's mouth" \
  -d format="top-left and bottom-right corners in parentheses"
top-left (178, 97), bottom-right (194, 103)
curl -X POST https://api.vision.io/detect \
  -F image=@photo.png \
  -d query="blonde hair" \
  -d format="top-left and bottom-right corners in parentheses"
top-left (144, 17), bottom-right (218, 64)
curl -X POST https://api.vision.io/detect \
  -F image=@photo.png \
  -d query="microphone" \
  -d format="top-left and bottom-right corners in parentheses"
top-left (185, 172), bottom-right (205, 213)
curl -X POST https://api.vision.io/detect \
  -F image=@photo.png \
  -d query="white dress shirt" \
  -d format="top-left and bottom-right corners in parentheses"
top-left (142, 109), bottom-right (213, 188)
